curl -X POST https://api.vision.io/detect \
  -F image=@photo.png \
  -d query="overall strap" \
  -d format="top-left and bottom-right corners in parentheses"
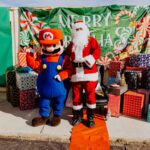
top-left (58, 54), bottom-right (65, 65)
top-left (41, 54), bottom-right (47, 64)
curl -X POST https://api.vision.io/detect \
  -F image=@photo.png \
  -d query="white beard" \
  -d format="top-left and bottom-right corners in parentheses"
top-left (72, 30), bottom-right (89, 47)
top-left (72, 30), bottom-right (89, 62)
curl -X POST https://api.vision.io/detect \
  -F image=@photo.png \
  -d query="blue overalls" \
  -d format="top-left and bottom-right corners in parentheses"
top-left (37, 54), bottom-right (68, 117)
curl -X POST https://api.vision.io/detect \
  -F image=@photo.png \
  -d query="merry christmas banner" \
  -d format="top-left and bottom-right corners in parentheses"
top-left (19, 5), bottom-right (150, 63)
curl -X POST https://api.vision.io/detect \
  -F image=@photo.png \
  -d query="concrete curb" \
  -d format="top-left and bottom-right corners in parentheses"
top-left (0, 133), bottom-right (70, 143)
top-left (0, 135), bottom-right (150, 150)
top-left (0, 137), bottom-right (69, 150)
top-left (110, 138), bottom-right (150, 150)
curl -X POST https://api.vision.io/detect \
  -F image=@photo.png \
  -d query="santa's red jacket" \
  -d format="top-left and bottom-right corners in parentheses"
top-left (59, 36), bottom-right (101, 82)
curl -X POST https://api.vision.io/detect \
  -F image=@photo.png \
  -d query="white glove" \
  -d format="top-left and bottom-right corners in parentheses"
top-left (54, 74), bottom-right (62, 82)
top-left (26, 48), bottom-right (34, 53)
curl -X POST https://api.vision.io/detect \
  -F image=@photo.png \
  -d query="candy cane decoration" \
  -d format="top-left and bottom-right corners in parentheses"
top-left (97, 52), bottom-right (118, 70)
top-left (133, 6), bottom-right (149, 16)
top-left (20, 11), bottom-right (38, 33)
top-left (115, 10), bottom-right (134, 26)
top-left (20, 10), bottom-right (48, 35)
top-left (97, 56), bottom-right (111, 67)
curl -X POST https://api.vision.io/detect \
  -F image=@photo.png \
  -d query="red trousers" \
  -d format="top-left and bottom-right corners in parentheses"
top-left (72, 81), bottom-right (97, 110)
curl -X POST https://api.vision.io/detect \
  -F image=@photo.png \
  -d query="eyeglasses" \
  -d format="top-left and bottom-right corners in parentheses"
top-left (76, 28), bottom-right (83, 31)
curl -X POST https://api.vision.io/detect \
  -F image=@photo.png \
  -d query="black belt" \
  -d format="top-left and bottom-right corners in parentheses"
top-left (72, 62), bottom-right (88, 68)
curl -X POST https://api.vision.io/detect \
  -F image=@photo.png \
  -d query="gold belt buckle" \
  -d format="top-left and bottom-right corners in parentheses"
top-left (77, 62), bottom-right (80, 67)
top-left (77, 62), bottom-right (83, 67)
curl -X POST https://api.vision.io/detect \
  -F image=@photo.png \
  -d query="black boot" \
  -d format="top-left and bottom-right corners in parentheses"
top-left (87, 108), bottom-right (95, 128)
top-left (72, 109), bottom-right (83, 126)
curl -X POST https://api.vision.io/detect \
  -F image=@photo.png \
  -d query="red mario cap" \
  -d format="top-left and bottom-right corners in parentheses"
top-left (39, 28), bottom-right (63, 45)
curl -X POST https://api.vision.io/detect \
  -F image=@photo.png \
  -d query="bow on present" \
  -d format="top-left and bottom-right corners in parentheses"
top-left (97, 52), bottom-right (118, 70)
top-left (97, 56), bottom-right (111, 70)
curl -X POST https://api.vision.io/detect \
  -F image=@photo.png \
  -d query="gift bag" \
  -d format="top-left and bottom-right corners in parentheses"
top-left (65, 88), bottom-right (73, 108)
top-left (109, 61), bottom-right (124, 77)
top-left (124, 71), bottom-right (138, 90)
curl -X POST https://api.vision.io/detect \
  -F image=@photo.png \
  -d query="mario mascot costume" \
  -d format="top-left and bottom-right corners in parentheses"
top-left (66, 21), bottom-right (101, 128)
top-left (26, 28), bottom-right (71, 127)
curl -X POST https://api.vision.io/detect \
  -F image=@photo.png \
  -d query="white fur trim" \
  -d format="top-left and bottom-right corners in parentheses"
top-left (73, 104), bottom-right (83, 110)
top-left (73, 45), bottom-right (84, 61)
top-left (73, 22), bottom-right (87, 30)
top-left (73, 46), bottom-right (85, 80)
top-left (75, 67), bottom-right (84, 79)
top-left (86, 103), bottom-right (96, 109)
top-left (71, 72), bottom-right (98, 82)
top-left (84, 55), bottom-right (95, 68)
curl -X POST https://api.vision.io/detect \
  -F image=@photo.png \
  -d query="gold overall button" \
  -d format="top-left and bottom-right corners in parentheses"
top-left (57, 65), bottom-right (62, 70)
top-left (43, 64), bottom-right (47, 69)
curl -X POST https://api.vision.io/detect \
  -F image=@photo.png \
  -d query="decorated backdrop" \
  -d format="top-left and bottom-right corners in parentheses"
top-left (19, 5), bottom-right (150, 65)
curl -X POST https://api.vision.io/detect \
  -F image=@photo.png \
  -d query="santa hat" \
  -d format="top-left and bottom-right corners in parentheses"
top-left (72, 20), bottom-right (88, 30)
top-left (39, 28), bottom-right (63, 45)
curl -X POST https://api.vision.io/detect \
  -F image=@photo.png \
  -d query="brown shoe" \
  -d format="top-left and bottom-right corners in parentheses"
top-left (32, 117), bottom-right (50, 127)
top-left (51, 116), bottom-right (61, 126)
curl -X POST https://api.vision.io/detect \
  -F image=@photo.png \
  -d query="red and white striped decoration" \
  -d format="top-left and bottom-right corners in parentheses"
top-left (115, 10), bottom-right (134, 26)
top-left (18, 50), bottom-right (27, 67)
top-left (20, 10), bottom-right (47, 35)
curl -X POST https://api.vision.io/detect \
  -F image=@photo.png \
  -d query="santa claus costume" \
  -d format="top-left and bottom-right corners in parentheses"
top-left (62, 20), bottom-right (101, 127)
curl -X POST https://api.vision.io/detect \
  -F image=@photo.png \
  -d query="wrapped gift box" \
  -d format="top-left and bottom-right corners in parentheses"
top-left (6, 85), bottom-right (38, 109)
top-left (18, 52), bottom-right (27, 67)
top-left (146, 67), bottom-right (150, 89)
top-left (124, 71), bottom-right (139, 90)
top-left (108, 94), bottom-right (120, 117)
top-left (123, 91), bottom-right (144, 119)
top-left (6, 70), bottom-right (18, 104)
top-left (147, 105), bottom-right (150, 122)
top-left (16, 71), bottom-right (38, 90)
top-left (6, 70), bottom-right (38, 109)
top-left (108, 85), bottom-right (128, 96)
top-left (129, 54), bottom-right (150, 67)
top-left (125, 67), bottom-right (147, 89)
top-left (126, 66), bottom-right (147, 71)
top-left (6, 85), bottom-right (19, 107)
top-left (19, 89), bottom-right (38, 110)
top-left (137, 89), bottom-right (150, 116)
top-left (124, 70), bottom-right (147, 89)
top-left (6, 70), bottom-right (16, 87)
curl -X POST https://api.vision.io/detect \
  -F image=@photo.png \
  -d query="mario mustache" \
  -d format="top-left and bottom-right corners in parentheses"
top-left (42, 48), bottom-right (61, 54)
